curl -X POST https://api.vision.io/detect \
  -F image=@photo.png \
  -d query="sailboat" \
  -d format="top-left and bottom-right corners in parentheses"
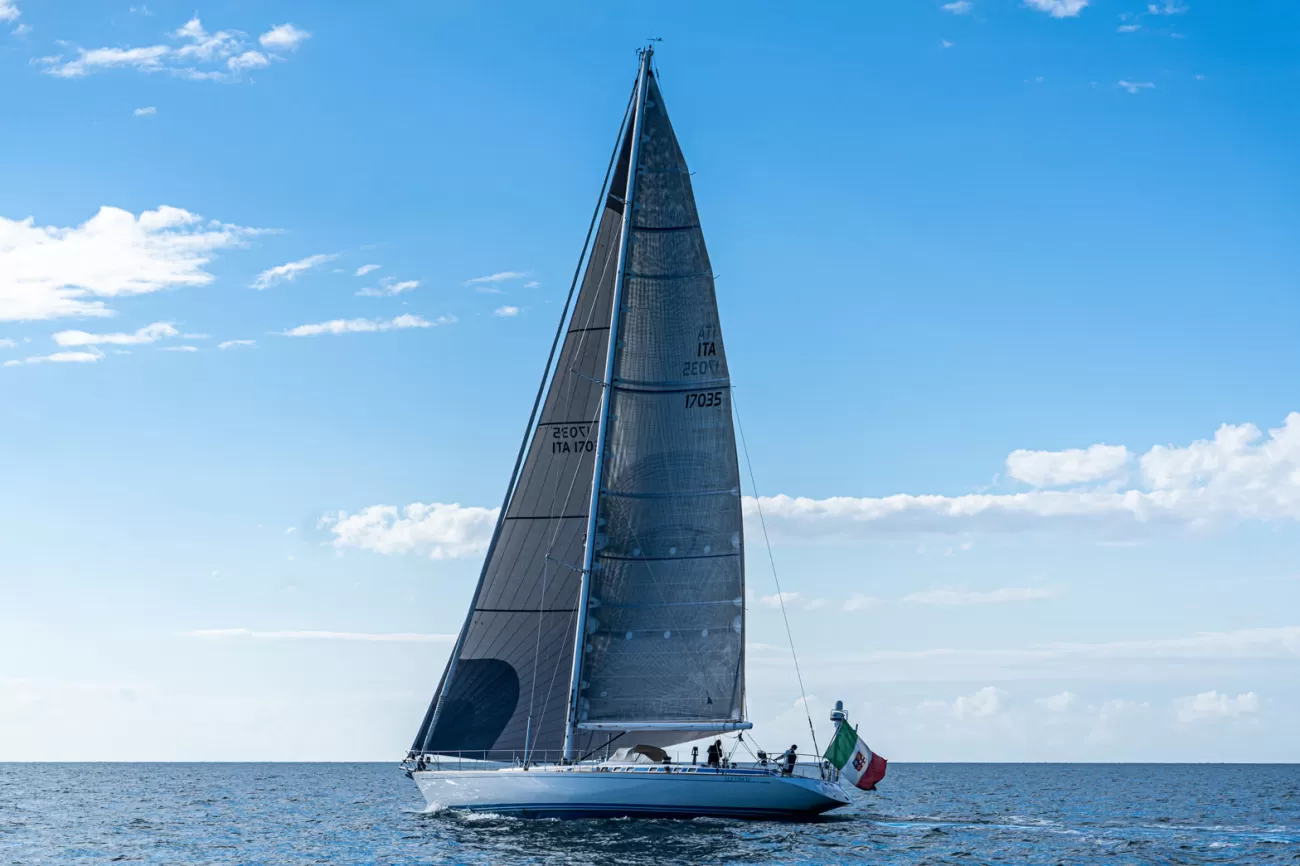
top-left (404, 45), bottom-right (854, 819)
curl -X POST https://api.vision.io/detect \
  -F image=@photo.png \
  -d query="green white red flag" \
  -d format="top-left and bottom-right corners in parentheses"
top-left (823, 720), bottom-right (887, 790)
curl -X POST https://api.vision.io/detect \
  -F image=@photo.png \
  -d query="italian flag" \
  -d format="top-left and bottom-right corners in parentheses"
top-left (823, 721), bottom-right (887, 790)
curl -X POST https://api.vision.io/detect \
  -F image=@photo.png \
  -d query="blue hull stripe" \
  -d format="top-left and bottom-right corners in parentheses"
top-left (449, 801), bottom-right (846, 820)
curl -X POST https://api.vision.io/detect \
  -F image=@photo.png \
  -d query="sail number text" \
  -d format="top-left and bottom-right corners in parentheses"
top-left (551, 424), bottom-right (595, 455)
top-left (685, 390), bottom-right (724, 409)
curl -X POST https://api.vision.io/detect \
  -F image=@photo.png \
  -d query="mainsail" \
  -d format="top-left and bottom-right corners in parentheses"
top-left (413, 48), bottom-right (744, 761)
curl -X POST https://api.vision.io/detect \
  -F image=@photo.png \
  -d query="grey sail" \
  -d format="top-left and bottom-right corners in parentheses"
top-left (575, 71), bottom-right (745, 747)
top-left (412, 117), bottom-right (636, 758)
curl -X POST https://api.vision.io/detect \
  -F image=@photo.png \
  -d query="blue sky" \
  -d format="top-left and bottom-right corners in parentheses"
top-left (2, 0), bottom-right (1298, 762)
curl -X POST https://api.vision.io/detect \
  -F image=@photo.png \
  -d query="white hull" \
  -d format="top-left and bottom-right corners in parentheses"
top-left (413, 765), bottom-right (852, 820)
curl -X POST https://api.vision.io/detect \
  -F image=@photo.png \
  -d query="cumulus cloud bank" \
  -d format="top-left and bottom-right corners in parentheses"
top-left (322, 414), bottom-right (1300, 557)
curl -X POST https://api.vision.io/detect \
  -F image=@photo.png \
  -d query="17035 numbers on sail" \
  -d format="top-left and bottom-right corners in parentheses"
top-left (686, 390), bottom-right (724, 409)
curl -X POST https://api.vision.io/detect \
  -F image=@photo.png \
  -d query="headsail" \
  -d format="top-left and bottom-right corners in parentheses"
top-left (572, 69), bottom-right (746, 748)
top-left (411, 102), bottom-right (636, 759)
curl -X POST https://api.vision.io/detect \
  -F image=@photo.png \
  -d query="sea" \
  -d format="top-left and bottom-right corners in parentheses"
top-left (2, 763), bottom-right (1296, 865)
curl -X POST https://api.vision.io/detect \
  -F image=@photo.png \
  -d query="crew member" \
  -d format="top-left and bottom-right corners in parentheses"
top-left (780, 745), bottom-right (798, 776)
top-left (706, 739), bottom-right (723, 768)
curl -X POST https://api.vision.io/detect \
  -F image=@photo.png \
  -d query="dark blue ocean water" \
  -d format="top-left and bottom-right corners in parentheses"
top-left (2, 763), bottom-right (1297, 865)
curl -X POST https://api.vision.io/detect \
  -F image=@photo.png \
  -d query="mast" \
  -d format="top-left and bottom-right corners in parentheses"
top-left (562, 45), bottom-right (654, 762)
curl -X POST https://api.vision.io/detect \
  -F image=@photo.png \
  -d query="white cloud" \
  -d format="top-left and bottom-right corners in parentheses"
top-left (466, 271), bottom-right (526, 284)
top-left (52, 321), bottom-right (177, 347)
top-left (941, 0), bottom-right (973, 13)
top-left (133, 106), bottom-right (157, 117)
top-left (259, 23), bottom-right (311, 52)
top-left (1118, 23), bottom-right (1141, 31)
top-left (955, 686), bottom-right (1003, 719)
top-left (903, 586), bottom-right (1056, 605)
top-left (1147, 0), bottom-right (1188, 13)
top-left (160, 345), bottom-right (198, 352)
top-left (1, 205), bottom-right (255, 322)
top-left (1037, 691), bottom-right (1079, 713)
top-left (0, 338), bottom-right (15, 348)
top-left (251, 253), bottom-right (334, 290)
top-left (185, 628), bottom-right (454, 643)
top-left (493, 305), bottom-right (520, 317)
top-left (1007, 443), bottom-right (1128, 487)
top-left (843, 594), bottom-right (882, 611)
top-left (803, 598), bottom-right (828, 611)
top-left (40, 15), bottom-right (306, 80)
top-left (325, 414), bottom-right (1300, 558)
top-left (217, 339), bottom-right (255, 349)
top-left (5, 347), bottom-right (104, 366)
top-left (227, 51), bottom-right (269, 73)
top-left (320, 502), bottom-right (500, 559)
top-left (1177, 690), bottom-right (1258, 722)
top-left (357, 279), bottom-right (419, 297)
top-left (746, 413), bottom-right (1300, 542)
top-left (522, 280), bottom-right (541, 289)
top-left (1118, 80), bottom-right (1156, 94)
top-left (0, 0), bottom-right (19, 23)
top-left (354, 264), bottom-right (381, 277)
top-left (759, 591), bottom-right (800, 609)
top-left (280, 313), bottom-right (452, 337)
top-left (1023, 0), bottom-right (1088, 17)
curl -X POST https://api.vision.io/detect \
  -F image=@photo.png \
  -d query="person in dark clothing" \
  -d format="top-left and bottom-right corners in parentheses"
top-left (780, 745), bottom-right (798, 776)
top-left (706, 739), bottom-right (723, 768)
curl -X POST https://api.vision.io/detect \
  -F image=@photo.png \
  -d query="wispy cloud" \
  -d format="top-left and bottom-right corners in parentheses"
top-left (1023, 0), bottom-right (1088, 17)
top-left (1008, 444), bottom-right (1128, 487)
top-left (941, 0), bottom-right (973, 13)
top-left (0, 0), bottom-right (20, 24)
top-left (133, 106), bottom-right (157, 117)
top-left (357, 279), bottom-right (419, 297)
top-left (522, 280), bottom-right (541, 289)
top-left (466, 271), bottom-right (526, 284)
top-left (0, 339), bottom-right (17, 348)
top-left (160, 345), bottom-right (198, 352)
top-left (53, 322), bottom-right (178, 347)
top-left (4, 347), bottom-right (104, 367)
top-left (902, 586), bottom-right (1057, 605)
top-left (217, 339), bottom-right (256, 350)
top-left (843, 594), bottom-right (882, 611)
top-left (1118, 23), bottom-right (1141, 31)
top-left (259, 23), bottom-right (310, 51)
top-left (493, 305), bottom-right (520, 317)
top-left (1177, 690), bottom-right (1258, 722)
top-left (251, 253), bottom-right (334, 290)
top-left (1118, 80), bottom-right (1156, 93)
top-left (1147, 0), bottom-right (1188, 13)
top-left (759, 591), bottom-right (800, 609)
top-left (40, 15), bottom-right (309, 80)
top-left (354, 264), bottom-right (381, 277)
top-left (320, 502), bottom-right (500, 559)
top-left (1, 205), bottom-right (258, 322)
top-left (280, 314), bottom-right (453, 338)
top-left (185, 628), bottom-right (454, 643)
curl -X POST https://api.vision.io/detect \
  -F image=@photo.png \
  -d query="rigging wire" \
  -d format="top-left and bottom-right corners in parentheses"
top-left (731, 388), bottom-right (820, 759)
